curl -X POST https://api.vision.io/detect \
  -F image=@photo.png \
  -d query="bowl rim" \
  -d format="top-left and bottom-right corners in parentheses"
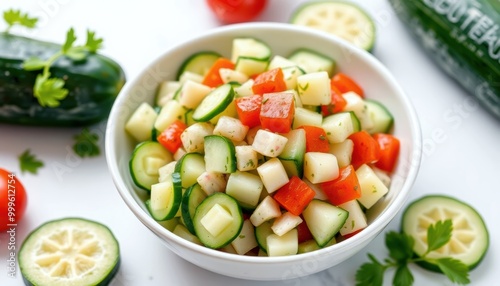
top-left (106, 22), bottom-right (422, 265)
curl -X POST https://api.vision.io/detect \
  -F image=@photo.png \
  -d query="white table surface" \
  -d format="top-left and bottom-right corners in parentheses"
top-left (0, 0), bottom-right (498, 285)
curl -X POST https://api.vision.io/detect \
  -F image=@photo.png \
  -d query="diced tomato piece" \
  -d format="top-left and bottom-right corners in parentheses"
top-left (252, 68), bottom-right (287, 95)
top-left (273, 176), bottom-right (315, 216)
top-left (331, 73), bottom-right (364, 97)
top-left (320, 165), bottom-right (361, 206)
top-left (342, 228), bottom-right (364, 239)
top-left (296, 218), bottom-right (314, 243)
top-left (349, 131), bottom-right (381, 169)
top-left (259, 92), bottom-right (295, 133)
top-left (235, 95), bottom-right (262, 128)
top-left (201, 57), bottom-right (235, 87)
top-left (321, 85), bottom-right (347, 116)
top-left (298, 125), bottom-right (330, 153)
top-left (373, 133), bottom-right (400, 173)
top-left (157, 120), bottom-right (187, 153)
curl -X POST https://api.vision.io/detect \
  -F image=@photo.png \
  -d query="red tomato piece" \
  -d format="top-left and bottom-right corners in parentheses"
top-left (273, 176), bottom-right (316, 216)
top-left (157, 120), bottom-right (187, 154)
top-left (235, 95), bottom-right (262, 128)
top-left (202, 57), bottom-right (235, 88)
top-left (349, 131), bottom-right (381, 169)
top-left (252, 68), bottom-right (287, 95)
top-left (373, 133), bottom-right (400, 173)
top-left (296, 218), bottom-right (314, 243)
top-left (206, 0), bottom-right (268, 24)
top-left (342, 228), bottom-right (364, 239)
top-left (321, 85), bottom-right (347, 116)
top-left (331, 73), bottom-right (364, 97)
top-left (259, 92), bottom-right (295, 133)
top-left (320, 165), bottom-right (361, 206)
top-left (297, 125), bottom-right (330, 153)
top-left (0, 168), bottom-right (28, 231)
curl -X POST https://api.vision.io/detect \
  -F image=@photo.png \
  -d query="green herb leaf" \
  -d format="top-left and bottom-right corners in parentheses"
top-left (33, 73), bottom-right (68, 107)
top-left (23, 57), bottom-right (48, 71)
top-left (18, 149), bottom-right (44, 174)
top-left (73, 128), bottom-right (100, 158)
top-left (355, 254), bottom-right (385, 286)
top-left (434, 257), bottom-right (470, 285)
top-left (427, 219), bottom-right (453, 253)
top-left (3, 9), bottom-right (38, 32)
top-left (385, 231), bottom-right (414, 262)
top-left (393, 264), bottom-right (414, 286)
top-left (62, 28), bottom-right (78, 53)
top-left (85, 30), bottom-right (103, 53)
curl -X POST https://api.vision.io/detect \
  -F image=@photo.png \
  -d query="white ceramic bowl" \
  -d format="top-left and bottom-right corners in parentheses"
top-left (105, 22), bottom-right (422, 281)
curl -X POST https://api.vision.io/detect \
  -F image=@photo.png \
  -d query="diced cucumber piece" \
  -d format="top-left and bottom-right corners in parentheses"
top-left (322, 111), bottom-right (360, 144)
top-left (355, 164), bottom-right (388, 209)
top-left (288, 48), bottom-right (336, 76)
top-left (402, 195), bottom-right (489, 272)
top-left (338, 200), bottom-right (367, 236)
top-left (231, 37), bottom-right (271, 62)
top-left (129, 141), bottom-right (173, 191)
top-left (176, 51), bottom-right (221, 79)
top-left (181, 183), bottom-right (208, 234)
top-left (266, 228), bottom-right (298, 257)
top-left (193, 193), bottom-right (243, 249)
top-left (282, 65), bottom-right (305, 90)
top-left (342, 91), bottom-right (373, 131)
top-left (154, 100), bottom-right (186, 133)
top-left (156, 80), bottom-right (181, 107)
top-left (235, 56), bottom-right (269, 77)
top-left (278, 129), bottom-right (306, 177)
top-left (146, 173), bottom-right (182, 221)
top-left (231, 220), bottom-right (258, 255)
top-left (19, 218), bottom-right (120, 286)
top-left (204, 135), bottom-right (236, 174)
top-left (226, 171), bottom-right (264, 209)
top-left (292, 107), bottom-right (323, 129)
top-left (365, 99), bottom-right (394, 134)
top-left (192, 83), bottom-right (234, 122)
top-left (175, 152), bottom-right (206, 188)
top-left (125, 102), bottom-right (158, 142)
top-left (173, 223), bottom-right (202, 245)
top-left (302, 199), bottom-right (348, 247)
top-left (254, 220), bottom-right (274, 253)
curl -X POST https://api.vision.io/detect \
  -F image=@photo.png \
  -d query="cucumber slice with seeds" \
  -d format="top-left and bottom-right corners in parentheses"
top-left (192, 83), bottom-right (234, 122)
top-left (176, 51), bottom-right (221, 79)
top-left (129, 141), bottom-right (173, 191)
top-left (402, 195), bottom-right (489, 272)
top-left (19, 218), bottom-right (120, 286)
top-left (182, 183), bottom-right (208, 234)
top-left (290, 1), bottom-right (376, 51)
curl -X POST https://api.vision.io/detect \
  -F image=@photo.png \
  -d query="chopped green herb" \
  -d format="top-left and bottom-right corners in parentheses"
top-left (73, 128), bottom-right (100, 158)
top-left (18, 149), bottom-right (44, 174)
top-left (298, 82), bottom-right (310, 91)
top-left (3, 9), bottom-right (37, 33)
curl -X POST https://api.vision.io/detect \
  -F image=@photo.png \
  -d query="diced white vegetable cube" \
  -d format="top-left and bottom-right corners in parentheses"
top-left (257, 158), bottom-right (289, 193)
top-left (173, 147), bottom-right (187, 161)
top-left (322, 112), bottom-right (358, 144)
top-left (297, 71), bottom-right (330, 106)
top-left (235, 58), bottom-right (268, 77)
top-left (158, 161), bottom-right (177, 183)
top-left (338, 200), bottom-right (368, 236)
top-left (178, 71), bottom-right (203, 84)
top-left (266, 228), bottom-right (298, 257)
top-left (250, 196), bottom-right (282, 227)
top-left (220, 244), bottom-right (238, 254)
top-left (245, 126), bottom-right (260, 145)
top-left (231, 220), bottom-right (258, 255)
top-left (200, 203), bottom-right (234, 237)
top-left (235, 145), bottom-right (258, 171)
top-left (252, 129), bottom-right (288, 157)
top-left (329, 139), bottom-right (354, 168)
top-left (231, 38), bottom-right (270, 62)
top-left (125, 102), bottom-right (158, 142)
top-left (342, 91), bottom-right (373, 131)
top-left (178, 80), bottom-right (212, 109)
top-left (303, 152), bottom-right (339, 184)
top-left (292, 107), bottom-right (323, 128)
top-left (154, 100), bottom-right (186, 132)
top-left (145, 157), bottom-right (166, 176)
top-left (303, 178), bottom-right (328, 200)
top-left (173, 224), bottom-right (202, 245)
top-left (267, 55), bottom-right (296, 70)
top-left (282, 66), bottom-right (303, 90)
top-left (219, 68), bottom-right (249, 84)
top-left (226, 171), bottom-right (263, 208)
top-left (156, 81), bottom-right (181, 107)
top-left (181, 122), bottom-right (214, 153)
top-left (355, 164), bottom-right (389, 209)
top-left (213, 116), bottom-right (249, 142)
top-left (197, 171), bottom-right (227, 195)
top-left (150, 180), bottom-right (173, 210)
top-left (372, 167), bottom-right (391, 188)
top-left (233, 79), bottom-right (255, 97)
top-left (271, 212), bottom-right (303, 237)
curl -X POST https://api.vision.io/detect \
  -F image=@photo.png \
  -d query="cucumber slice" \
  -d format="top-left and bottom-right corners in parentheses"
top-left (193, 192), bottom-right (244, 249)
top-left (192, 83), bottom-right (234, 122)
top-left (302, 199), bottom-right (348, 247)
top-left (176, 51), bottom-right (221, 79)
top-left (129, 141), bottom-right (173, 191)
top-left (365, 99), bottom-right (394, 134)
top-left (146, 173), bottom-right (182, 221)
top-left (231, 37), bottom-right (271, 62)
top-left (174, 152), bottom-right (206, 188)
top-left (288, 49), bottom-right (336, 76)
top-left (402, 195), bottom-right (489, 272)
top-left (254, 220), bottom-right (274, 253)
top-left (19, 218), bottom-right (120, 286)
top-left (181, 183), bottom-right (208, 234)
top-left (204, 135), bottom-right (236, 174)
top-left (290, 1), bottom-right (376, 51)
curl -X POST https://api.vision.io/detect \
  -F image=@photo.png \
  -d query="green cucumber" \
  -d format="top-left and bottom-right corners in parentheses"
top-left (19, 217), bottom-right (120, 286)
top-left (0, 33), bottom-right (126, 126)
top-left (192, 83), bottom-right (234, 122)
top-left (146, 172), bottom-right (182, 221)
top-left (203, 135), bottom-right (236, 174)
top-left (388, 0), bottom-right (500, 119)
top-left (129, 141), bottom-right (173, 191)
top-left (176, 51), bottom-right (221, 79)
top-left (181, 183), bottom-right (207, 234)
top-left (174, 152), bottom-right (206, 189)
top-left (401, 195), bottom-right (489, 272)
top-left (290, 1), bottom-right (376, 51)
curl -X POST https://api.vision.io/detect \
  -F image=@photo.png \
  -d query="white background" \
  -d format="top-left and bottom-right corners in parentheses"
top-left (0, 0), bottom-right (498, 285)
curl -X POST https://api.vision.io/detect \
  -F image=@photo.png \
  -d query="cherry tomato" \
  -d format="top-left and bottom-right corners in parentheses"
top-left (206, 0), bottom-right (268, 24)
top-left (0, 168), bottom-right (28, 231)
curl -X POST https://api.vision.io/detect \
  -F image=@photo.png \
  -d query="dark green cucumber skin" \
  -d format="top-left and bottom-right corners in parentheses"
top-left (0, 33), bottom-right (126, 126)
top-left (388, 0), bottom-right (500, 119)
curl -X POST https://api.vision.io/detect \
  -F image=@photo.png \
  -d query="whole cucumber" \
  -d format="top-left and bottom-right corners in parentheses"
top-left (388, 0), bottom-right (500, 119)
top-left (0, 33), bottom-right (126, 126)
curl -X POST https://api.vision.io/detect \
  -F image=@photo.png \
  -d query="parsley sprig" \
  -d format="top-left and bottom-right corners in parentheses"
top-left (23, 28), bottom-right (103, 107)
top-left (18, 149), bottom-right (44, 174)
top-left (3, 9), bottom-right (38, 32)
top-left (73, 128), bottom-right (101, 158)
top-left (355, 220), bottom-right (470, 286)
